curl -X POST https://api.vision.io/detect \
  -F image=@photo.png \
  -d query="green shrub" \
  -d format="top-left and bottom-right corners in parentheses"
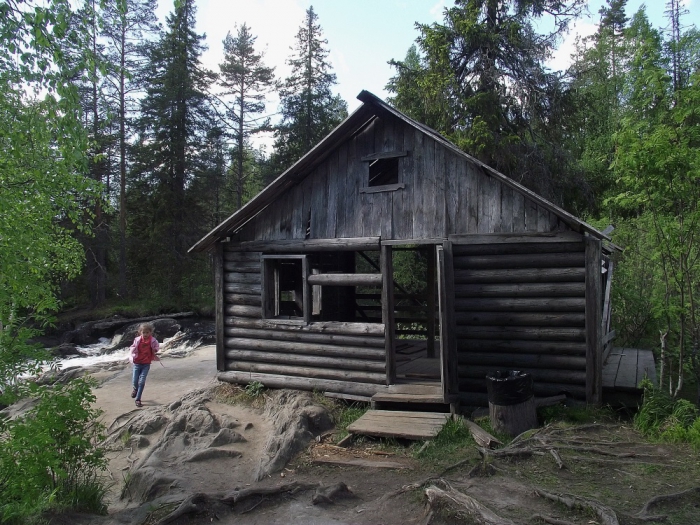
top-left (0, 378), bottom-right (107, 522)
top-left (244, 380), bottom-right (265, 398)
top-left (635, 379), bottom-right (700, 450)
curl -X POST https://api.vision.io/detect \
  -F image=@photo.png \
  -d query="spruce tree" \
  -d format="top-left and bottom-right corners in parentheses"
top-left (387, 0), bottom-right (586, 208)
top-left (271, 6), bottom-right (347, 174)
top-left (218, 24), bottom-right (275, 209)
top-left (132, 0), bottom-right (214, 301)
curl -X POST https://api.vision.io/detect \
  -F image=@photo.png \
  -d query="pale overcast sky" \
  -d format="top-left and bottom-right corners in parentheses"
top-left (154, 0), bottom-right (698, 146)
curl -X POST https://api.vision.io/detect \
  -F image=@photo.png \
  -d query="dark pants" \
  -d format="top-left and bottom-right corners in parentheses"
top-left (132, 363), bottom-right (151, 401)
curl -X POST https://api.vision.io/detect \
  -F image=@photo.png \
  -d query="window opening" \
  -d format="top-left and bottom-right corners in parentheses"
top-left (262, 256), bottom-right (307, 321)
top-left (368, 157), bottom-right (399, 187)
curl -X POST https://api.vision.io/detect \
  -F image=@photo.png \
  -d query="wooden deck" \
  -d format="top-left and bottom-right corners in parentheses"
top-left (395, 340), bottom-right (441, 381)
top-left (603, 347), bottom-right (656, 393)
top-left (347, 410), bottom-right (450, 440)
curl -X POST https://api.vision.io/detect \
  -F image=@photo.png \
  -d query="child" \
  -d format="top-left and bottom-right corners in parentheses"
top-left (129, 322), bottom-right (160, 407)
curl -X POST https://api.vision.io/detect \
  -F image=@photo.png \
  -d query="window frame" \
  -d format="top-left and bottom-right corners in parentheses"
top-left (261, 255), bottom-right (310, 324)
top-left (360, 150), bottom-right (408, 193)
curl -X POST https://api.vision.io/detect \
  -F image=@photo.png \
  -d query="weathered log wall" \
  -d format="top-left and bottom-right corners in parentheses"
top-left (453, 237), bottom-right (588, 405)
top-left (219, 246), bottom-right (387, 397)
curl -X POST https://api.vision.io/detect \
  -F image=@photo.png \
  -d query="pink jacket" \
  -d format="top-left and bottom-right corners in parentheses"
top-left (129, 335), bottom-right (160, 364)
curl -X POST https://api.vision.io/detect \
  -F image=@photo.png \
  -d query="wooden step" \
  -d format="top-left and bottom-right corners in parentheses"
top-left (347, 410), bottom-right (450, 440)
top-left (371, 392), bottom-right (446, 404)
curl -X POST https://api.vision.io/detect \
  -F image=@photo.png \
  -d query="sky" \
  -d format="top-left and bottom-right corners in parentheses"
top-left (154, 0), bottom-right (698, 144)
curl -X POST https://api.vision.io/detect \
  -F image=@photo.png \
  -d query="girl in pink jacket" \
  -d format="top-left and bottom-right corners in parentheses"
top-left (129, 322), bottom-right (160, 407)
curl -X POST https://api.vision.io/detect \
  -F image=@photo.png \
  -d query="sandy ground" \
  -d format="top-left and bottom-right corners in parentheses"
top-left (92, 344), bottom-right (219, 422)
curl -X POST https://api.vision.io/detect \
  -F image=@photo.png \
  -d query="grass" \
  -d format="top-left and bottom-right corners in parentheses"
top-left (211, 382), bottom-right (267, 409)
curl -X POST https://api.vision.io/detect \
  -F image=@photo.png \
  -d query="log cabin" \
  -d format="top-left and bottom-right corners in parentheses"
top-left (190, 90), bottom-right (618, 409)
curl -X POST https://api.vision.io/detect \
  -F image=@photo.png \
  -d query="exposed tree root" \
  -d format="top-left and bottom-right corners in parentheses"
top-left (424, 480), bottom-right (516, 525)
top-left (312, 482), bottom-right (354, 505)
top-left (535, 488), bottom-right (619, 525)
top-left (529, 514), bottom-right (577, 525)
top-left (634, 486), bottom-right (700, 521)
top-left (154, 481), bottom-right (318, 524)
top-left (567, 456), bottom-right (677, 467)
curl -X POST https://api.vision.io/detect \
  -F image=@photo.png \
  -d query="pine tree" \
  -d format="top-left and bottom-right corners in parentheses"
top-left (132, 0), bottom-right (214, 300)
top-left (271, 6), bottom-right (347, 174)
top-left (218, 24), bottom-right (275, 209)
top-left (102, 0), bottom-right (160, 298)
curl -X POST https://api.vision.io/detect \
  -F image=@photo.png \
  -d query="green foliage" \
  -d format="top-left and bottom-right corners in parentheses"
top-left (387, 0), bottom-right (588, 209)
top-left (244, 380), bottom-right (265, 398)
top-left (0, 378), bottom-right (107, 521)
top-left (330, 403), bottom-right (368, 441)
top-left (271, 6), bottom-right (348, 173)
top-left (538, 403), bottom-right (614, 426)
top-left (635, 379), bottom-right (700, 449)
top-left (413, 418), bottom-right (480, 465)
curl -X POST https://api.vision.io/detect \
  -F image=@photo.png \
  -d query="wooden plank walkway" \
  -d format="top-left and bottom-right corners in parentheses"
top-left (347, 410), bottom-right (450, 440)
top-left (603, 347), bottom-right (656, 393)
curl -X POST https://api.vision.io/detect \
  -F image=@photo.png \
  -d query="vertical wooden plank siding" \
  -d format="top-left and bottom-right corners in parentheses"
top-left (412, 128), bottom-right (426, 238)
top-left (393, 122), bottom-right (414, 239)
top-left (445, 150), bottom-right (459, 235)
top-left (325, 149), bottom-right (339, 239)
top-left (585, 235), bottom-right (603, 404)
top-left (466, 162), bottom-right (480, 233)
top-left (500, 186), bottom-right (514, 233)
top-left (215, 242), bottom-right (225, 371)
top-left (381, 244), bottom-right (396, 385)
top-left (335, 142), bottom-right (348, 238)
top-left (511, 190), bottom-right (525, 233)
top-left (432, 137), bottom-right (446, 237)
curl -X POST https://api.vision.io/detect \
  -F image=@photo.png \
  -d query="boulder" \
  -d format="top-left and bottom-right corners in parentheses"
top-left (116, 318), bottom-right (182, 349)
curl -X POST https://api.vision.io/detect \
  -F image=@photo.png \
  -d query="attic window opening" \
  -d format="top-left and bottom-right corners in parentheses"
top-left (368, 157), bottom-right (399, 187)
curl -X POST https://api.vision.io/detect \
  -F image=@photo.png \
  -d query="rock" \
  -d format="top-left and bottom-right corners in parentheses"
top-left (254, 390), bottom-right (333, 481)
top-left (61, 321), bottom-right (98, 345)
top-left (185, 449), bottom-right (242, 463)
top-left (50, 343), bottom-right (80, 357)
top-left (209, 428), bottom-right (246, 447)
top-left (115, 318), bottom-right (182, 349)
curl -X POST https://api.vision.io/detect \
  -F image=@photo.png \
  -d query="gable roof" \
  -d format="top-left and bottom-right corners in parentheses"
top-left (190, 90), bottom-right (613, 253)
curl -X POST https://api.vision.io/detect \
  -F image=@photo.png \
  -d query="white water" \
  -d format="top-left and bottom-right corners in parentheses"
top-left (54, 332), bottom-right (205, 371)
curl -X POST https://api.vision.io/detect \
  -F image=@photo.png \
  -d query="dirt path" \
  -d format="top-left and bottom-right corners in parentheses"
top-left (92, 344), bottom-right (219, 422)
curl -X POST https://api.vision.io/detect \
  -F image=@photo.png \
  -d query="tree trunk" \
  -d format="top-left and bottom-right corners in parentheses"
top-left (489, 397), bottom-right (537, 438)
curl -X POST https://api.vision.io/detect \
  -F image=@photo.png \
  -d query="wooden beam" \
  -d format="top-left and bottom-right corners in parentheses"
top-left (381, 238), bottom-right (446, 246)
top-left (218, 371), bottom-right (386, 397)
top-left (215, 243), bottom-right (225, 372)
top-left (226, 237), bottom-right (381, 252)
top-left (449, 232), bottom-right (584, 245)
top-left (585, 234), bottom-right (603, 405)
top-left (361, 150), bottom-right (409, 161)
top-left (454, 268), bottom-right (586, 284)
top-left (381, 244), bottom-right (396, 385)
top-left (307, 273), bottom-right (382, 286)
top-left (224, 318), bottom-right (385, 336)
top-left (359, 183), bottom-right (405, 194)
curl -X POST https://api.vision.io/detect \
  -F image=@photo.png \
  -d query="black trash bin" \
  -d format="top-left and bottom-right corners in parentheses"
top-left (485, 370), bottom-right (534, 406)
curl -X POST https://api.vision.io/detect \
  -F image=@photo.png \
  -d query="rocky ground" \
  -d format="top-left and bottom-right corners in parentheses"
top-left (20, 325), bottom-right (699, 525)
